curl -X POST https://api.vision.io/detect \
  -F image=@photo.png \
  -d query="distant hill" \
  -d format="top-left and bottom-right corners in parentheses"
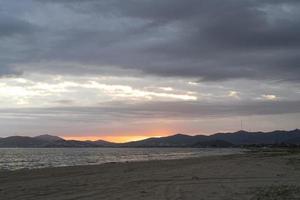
top-left (91, 140), bottom-right (118, 147)
top-left (34, 134), bottom-right (64, 142)
top-left (209, 129), bottom-right (300, 145)
top-left (0, 136), bottom-right (50, 148)
top-left (121, 129), bottom-right (300, 147)
top-left (0, 129), bottom-right (299, 148)
top-left (0, 135), bottom-right (115, 148)
top-left (284, 137), bottom-right (300, 145)
top-left (121, 134), bottom-right (208, 147)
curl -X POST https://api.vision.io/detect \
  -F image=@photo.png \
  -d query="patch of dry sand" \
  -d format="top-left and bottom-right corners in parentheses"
top-left (0, 150), bottom-right (300, 200)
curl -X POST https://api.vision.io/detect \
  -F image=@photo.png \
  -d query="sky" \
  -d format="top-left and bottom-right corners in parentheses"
top-left (0, 0), bottom-right (300, 142)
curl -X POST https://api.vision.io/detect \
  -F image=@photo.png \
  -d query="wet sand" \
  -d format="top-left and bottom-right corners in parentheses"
top-left (1, 149), bottom-right (300, 200)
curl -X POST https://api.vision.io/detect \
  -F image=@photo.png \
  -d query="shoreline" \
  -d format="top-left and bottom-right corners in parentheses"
top-left (0, 147), bottom-right (244, 171)
top-left (1, 150), bottom-right (300, 199)
top-left (1, 152), bottom-right (240, 173)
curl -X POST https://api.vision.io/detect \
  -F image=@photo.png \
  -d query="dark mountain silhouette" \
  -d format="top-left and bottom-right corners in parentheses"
top-left (121, 134), bottom-right (208, 147)
top-left (0, 136), bottom-right (114, 148)
top-left (122, 134), bottom-right (206, 147)
top-left (209, 129), bottom-right (300, 145)
top-left (121, 129), bottom-right (300, 147)
top-left (0, 136), bottom-right (50, 148)
top-left (0, 129), bottom-right (299, 148)
top-left (34, 134), bottom-right (64, 142)
top-left (91, 140), bottom-right (118, 147)
top-left (284, 137), bottom-right (300, 145)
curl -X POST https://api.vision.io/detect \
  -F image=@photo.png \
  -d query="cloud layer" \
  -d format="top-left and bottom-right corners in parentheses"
top-left (0, 0), bottom-right (299, 81)
top-left (0, 0), bottom-right (300, 137)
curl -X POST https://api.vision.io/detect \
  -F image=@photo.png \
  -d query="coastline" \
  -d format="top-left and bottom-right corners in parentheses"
top-left (0, 147), bottom-right (243, 171)
top-left (1, 150), bottom-right (300, 200)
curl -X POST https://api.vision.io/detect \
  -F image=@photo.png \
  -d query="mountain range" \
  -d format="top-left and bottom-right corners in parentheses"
top-left (0, 129), bottom-right (299, 148)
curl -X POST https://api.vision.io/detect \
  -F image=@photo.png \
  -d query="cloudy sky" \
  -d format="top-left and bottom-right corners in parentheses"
top-left (0, 0), bottom-right (299, 141)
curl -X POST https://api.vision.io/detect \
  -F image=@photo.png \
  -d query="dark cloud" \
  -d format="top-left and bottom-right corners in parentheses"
top-left (0, 14), bottom-right (37, 37)
top-left (0, 12), bottom-right (37, 76)
top-left (0, 0), bottom-right (299, 82)
top-left (118, 100), bottom-right (300, 118)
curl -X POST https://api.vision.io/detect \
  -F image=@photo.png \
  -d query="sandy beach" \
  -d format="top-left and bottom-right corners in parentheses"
top-left (1, 149), bottom-right (300, 200)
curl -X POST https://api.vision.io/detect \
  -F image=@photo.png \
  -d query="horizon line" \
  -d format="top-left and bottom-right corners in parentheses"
top-left (1, 128), bottom-right (299, 143)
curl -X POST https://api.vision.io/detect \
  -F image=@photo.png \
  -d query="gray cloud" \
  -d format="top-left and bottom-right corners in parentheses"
top-left (0, 0), bottom-right (298, 82)
top-left (1, 98), bottom-right (300, 136)
top-left (1, 0), bottom-right (299, 137)
top-left (0, 15), bottom-right (37, 38)
top-left (0, 11), bottom-right (38, 76)
top-left (1, 100), bottom-right (300, 122)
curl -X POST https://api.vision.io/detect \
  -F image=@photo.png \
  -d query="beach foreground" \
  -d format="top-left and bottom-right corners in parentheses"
top-left (1, 149), bottom-right (300, 200)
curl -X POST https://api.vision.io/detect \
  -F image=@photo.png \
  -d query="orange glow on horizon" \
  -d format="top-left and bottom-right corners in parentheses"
top-left (61, 131), bottom-right (171, 143)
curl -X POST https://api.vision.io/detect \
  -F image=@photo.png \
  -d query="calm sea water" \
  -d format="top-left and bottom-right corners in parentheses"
top-left (0, 148), bottom-right (242, 171)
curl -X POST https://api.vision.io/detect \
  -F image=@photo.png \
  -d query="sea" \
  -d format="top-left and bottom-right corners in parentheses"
top-left (0, 148), bottom-right (243, 171)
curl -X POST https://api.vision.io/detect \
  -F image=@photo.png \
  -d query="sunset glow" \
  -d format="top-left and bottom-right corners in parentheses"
top-left (62, 131), bottom-right (171, 143)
